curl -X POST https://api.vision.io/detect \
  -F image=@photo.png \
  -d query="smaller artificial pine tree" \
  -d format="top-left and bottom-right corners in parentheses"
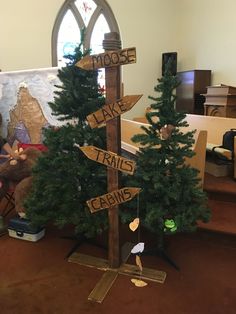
top-left (123, 59), bottom-right (211, 249)
top-left (25, 37), bottom-right (109, 238)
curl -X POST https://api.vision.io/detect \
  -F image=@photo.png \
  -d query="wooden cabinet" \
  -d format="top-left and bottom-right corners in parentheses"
top-left (203, 85), bottom-right (236, 118)
top-left (176, 70), bottom-right (211, 115)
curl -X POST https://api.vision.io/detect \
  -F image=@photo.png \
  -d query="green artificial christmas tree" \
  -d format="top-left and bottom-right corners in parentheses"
top-left (25, 38), bottom-right (108, 238)
top-left (123, 60), bottom-right (211, 252)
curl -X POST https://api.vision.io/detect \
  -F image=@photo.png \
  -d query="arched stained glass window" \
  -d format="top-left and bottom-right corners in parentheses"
top-left (75, 0), bottom-right (97, 26)
top-left (57, 9), bottom-right (80, 65)
top-left (52, 0), bottom-right (120, 67)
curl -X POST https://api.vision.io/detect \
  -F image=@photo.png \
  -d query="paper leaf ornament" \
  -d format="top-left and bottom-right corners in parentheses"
top-left (129, 218), bottom-right (140, 232)
top-left (131, 242), bottom-right (145, 254)
top-left (136, 255), bottom-right (143, 272)
top-left (131, 278), bottom-right (148, 287)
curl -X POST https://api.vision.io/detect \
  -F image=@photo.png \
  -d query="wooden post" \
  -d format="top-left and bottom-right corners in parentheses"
top-left (70, 42), bottom-right (166, 303)
top-left (103, 32), bottom-right (121, 268)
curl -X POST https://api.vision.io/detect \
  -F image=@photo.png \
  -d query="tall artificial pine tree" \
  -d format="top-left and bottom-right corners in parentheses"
top-left (124, 59), bottom-right (210, 248)
top-left (25, 38), bottom-right (109, 238)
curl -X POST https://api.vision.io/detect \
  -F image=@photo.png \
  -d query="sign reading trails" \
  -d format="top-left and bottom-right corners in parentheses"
top-left (79, 145), bottom-right (136, 175)
top-left (87, 95), bottom-right (142, 128)
top-left (76, 47), bottom-right (136, 70)
top-left (87, 187), bottom-right (141, 213)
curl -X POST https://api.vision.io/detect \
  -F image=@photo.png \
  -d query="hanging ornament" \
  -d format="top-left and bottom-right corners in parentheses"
top-left (131, 278), bottom-right (148, 287)
top-left (129, 217), bottom-right (140, 232)
top-left (135, 255), bottom-right (143, 272)
top-left (131, 242), bottom-right (145, 254)
top-left (160, 124), bottom-right (175, 140)
top-left (129, 194), bottom-right (147, 288)
top-left (164, 219), bottom-right (177, 232)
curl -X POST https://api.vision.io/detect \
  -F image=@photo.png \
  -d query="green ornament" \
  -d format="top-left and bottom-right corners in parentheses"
top-left (164, 219), bottom-right (177, 232)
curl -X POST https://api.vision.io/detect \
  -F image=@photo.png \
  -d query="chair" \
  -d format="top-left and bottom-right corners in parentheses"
top-left (2, 188), bottom-right (15, 217)
top-left (0, 179), bottom-right (16, 218)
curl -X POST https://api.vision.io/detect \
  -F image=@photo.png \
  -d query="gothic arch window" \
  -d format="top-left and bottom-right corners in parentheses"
top-left (52, 0), bottom-right (120, 67)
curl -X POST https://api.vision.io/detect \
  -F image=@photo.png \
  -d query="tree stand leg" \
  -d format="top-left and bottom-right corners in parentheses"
top-left (143, 247), bottom-right (179, 271)
top-left (143, 233), bottom-right (180, 271)
top-left (62, 234), bottom-right (108, 259)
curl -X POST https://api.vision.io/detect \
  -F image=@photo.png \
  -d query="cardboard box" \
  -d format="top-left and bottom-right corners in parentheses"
top-left (205, 161), bottom-right (233, 177)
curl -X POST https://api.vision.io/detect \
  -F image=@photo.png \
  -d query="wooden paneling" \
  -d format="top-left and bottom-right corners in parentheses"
top-left (203, 85), bottom-right (236, 118)
top-left (176, 70), bottom-right (211, 115)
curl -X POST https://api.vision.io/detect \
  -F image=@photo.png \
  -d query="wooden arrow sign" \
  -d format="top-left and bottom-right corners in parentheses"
top-left (87, 187), bottom-right (141, 213)
top-left (76, 47), bottom-right (136, 70)
top-left (87, 95), bottom-right (142, 129)
top-left (80, 145), bottom-right (136, 175)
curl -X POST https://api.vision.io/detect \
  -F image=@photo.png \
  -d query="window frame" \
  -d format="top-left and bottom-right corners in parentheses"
top-left (51, 0), bottom-right (120, 66)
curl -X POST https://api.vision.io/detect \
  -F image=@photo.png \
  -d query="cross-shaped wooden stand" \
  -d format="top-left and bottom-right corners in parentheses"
top-left (69, 32), bottom-right (166, 303)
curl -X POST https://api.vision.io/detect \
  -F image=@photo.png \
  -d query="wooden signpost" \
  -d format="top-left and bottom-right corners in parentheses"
top-left (103, 33), bottom-right (124, 270)
top-left (79, 145), bottom-right (136, 175)
top-left (86, 95), bottom-right (142, 128)
top-left (69, 32), bottom-right (166, 303)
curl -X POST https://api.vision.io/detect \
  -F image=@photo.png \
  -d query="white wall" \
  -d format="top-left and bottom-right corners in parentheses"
top-left (177, 0), bottom-right (236, 86)
top-left (0, 0), bottom-right (64, 70)
top-left (108, 0), bottom-right (179, 118)
top-left (1, 0), bottom-right (236, 118)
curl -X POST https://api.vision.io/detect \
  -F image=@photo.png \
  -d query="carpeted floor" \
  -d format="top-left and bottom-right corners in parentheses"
top-left (1, 225), bottom-right (236, 314)
top-left (0, 173), bottom-right (236, 314)
top-left (199, 173), bottom-right (236, 234)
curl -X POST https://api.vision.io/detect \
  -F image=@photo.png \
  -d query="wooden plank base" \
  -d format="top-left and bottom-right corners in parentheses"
top-left (68, 249), bottom-right (166, 303)
top-left (68, 252), bottom-right (109, 271)
top-left (88, 270), bottom-right (118, 303)
top-left (119, 263), bottom-right (166, 283)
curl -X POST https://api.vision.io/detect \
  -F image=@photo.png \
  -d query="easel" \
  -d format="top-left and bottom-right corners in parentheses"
top-left (69, 32), bottom-right (166, 303)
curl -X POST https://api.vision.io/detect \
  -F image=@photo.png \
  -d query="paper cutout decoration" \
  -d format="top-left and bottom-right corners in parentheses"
top-left (8, 87), bottom-right (48, 144)
top-left (131, 278), bottom-right (148, 287)
top-left (135, 255), bottom-right (143, 272)
top-left (131, 242), bottom-right (145, 254)
top-left (14, 121), bottom-right (31, 144)
top-left (129, 218), bottom-right (140, 231)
